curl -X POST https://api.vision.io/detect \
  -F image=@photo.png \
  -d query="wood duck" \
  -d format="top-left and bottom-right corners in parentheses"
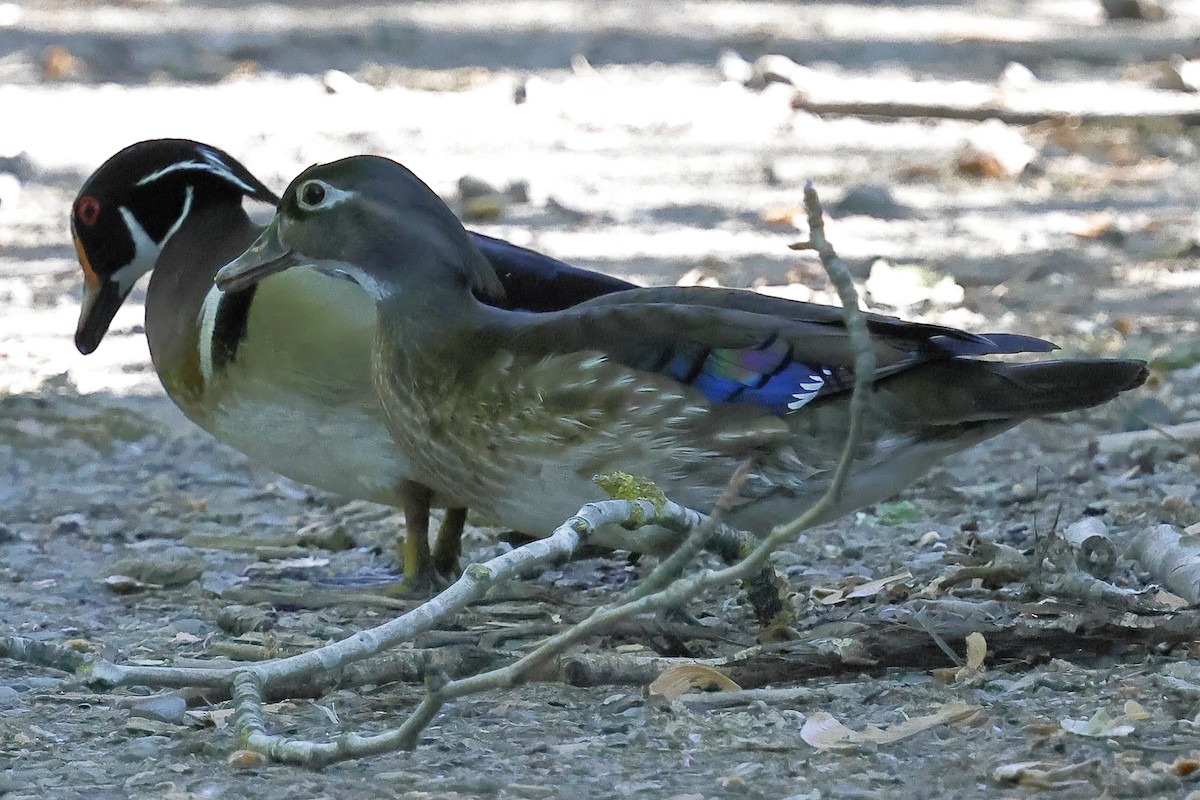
top-left (216, 155), bottom-right (1149, 552)
top-left (71, 139), bottom-right (634, 590)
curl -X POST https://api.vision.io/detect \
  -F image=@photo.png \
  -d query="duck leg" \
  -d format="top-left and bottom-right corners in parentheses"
top-left (432, 507), bottom-right (467, 581)
top-left (399, 480), bottom-right (438, 595)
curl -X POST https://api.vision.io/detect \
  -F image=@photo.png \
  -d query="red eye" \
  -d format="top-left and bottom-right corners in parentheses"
top-left (77, 196), bottom-right (100, 227)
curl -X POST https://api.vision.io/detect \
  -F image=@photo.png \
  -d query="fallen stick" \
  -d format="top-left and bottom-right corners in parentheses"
top-left (1094, 421), bottom-right (1200, 455)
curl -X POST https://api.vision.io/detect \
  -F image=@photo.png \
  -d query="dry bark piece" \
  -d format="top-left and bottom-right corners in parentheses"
top-left (800, 701), bottom-right (980, 751)
top-left (1094, 421), bottom-right (1200, 454)
top-left (1061, 517), bottom-right (1117, 577)
top-left (1128, 525), bottom-right (1200, 603)
top-left (648, 664), bottom-right (740, 703)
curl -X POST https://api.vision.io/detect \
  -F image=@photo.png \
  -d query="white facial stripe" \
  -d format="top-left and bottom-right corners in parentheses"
top-left (162, 184), bottom-right (194, 247)
top-left (319, 184), bottom-right (355, 208)
top-left (137, 149), bottom-right (257, 194)
top-left (111, 185), bottom-right (194, 294)
top-left (296, 180), bottom-right (355, 211)
top-left (197, 284), bottom-right (222, 385)
top-left (311, 261), bottom-right (386, 299)
top-left (113, 206), bottom-right (160, 293)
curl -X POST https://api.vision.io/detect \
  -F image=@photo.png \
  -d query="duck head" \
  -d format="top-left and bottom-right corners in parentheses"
top-left (71, 139), bottom-right (278, 354)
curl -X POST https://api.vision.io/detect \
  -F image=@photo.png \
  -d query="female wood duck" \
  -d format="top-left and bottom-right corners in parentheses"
top-left (216, 155), bottom-right (1148, 551)
top-left (71, 139), bottom-right (634, 590)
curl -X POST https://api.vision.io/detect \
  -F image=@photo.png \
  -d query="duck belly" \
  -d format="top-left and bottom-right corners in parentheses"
top-left (208, 393), bottom-right (407, 504)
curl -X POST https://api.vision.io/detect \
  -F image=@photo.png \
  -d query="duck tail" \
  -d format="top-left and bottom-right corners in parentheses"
top-left (882, 358), bottom-right (1148, 426)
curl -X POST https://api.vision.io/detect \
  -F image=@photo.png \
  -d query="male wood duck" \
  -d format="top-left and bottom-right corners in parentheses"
top-left (71, 139), bottom-right (634, 590)
top-left (216, 156), bottom-right (1149, 551)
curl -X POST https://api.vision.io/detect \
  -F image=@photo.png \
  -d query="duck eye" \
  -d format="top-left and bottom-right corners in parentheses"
top-left (77, 196), bottom-right (101, 227)
top-left (298, 180), bottom-right (327, 209)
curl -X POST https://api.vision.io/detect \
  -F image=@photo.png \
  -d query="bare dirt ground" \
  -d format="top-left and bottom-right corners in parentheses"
top-left (3, 1), bottom-right (1200, 798)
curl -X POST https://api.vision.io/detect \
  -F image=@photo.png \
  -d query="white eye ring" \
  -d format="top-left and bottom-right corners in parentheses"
top-left (295, 179), bottom-right (352, 211)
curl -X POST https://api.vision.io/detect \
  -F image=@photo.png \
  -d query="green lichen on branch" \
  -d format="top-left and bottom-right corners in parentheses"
top-left (593, 472), bottom-right (668, 528)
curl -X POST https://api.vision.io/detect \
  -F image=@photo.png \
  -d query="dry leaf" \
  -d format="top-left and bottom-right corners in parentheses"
top-left (1070, 211), bottom-right (1118, 240)
top-left (1155, 756), bottom-right (1200, 777)
top-left (965, 632), bottom-right (987, 670)
top-left (993, 761), bottom-right (1050, 783)
top-left (1060, 707), bottom-right (1136, 737)
top-left (1122, 700), bottom-right (1152, 721)
top-left (649, 664), bottom-right (740, 703)
top-left (762, 206), bottom-right (804, 226)
top-left (186, 708), bottom-right (235, 729)
top-left (102, 574), bottom-right (161, 594)
top-left (815, 570), bottom-right (913, 605)
top-left (1155, 589), bottom-right (1188, 609)
top-left (800, 713), bottom-right (859, 751)
top-left (227, 749), bottom-right (267, 770)
top-left (994, 760), bottom-right (1098, 789)
top-left (800, 701), bottom-right (980, 751)
top-left (845, 570), bottom-right (913, 599)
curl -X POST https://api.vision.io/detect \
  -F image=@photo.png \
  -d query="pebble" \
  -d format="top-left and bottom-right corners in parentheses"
top-left (831, 183), bottom-right (911, 220)
top-left (128, 695), bottom-right (187, 724)
top-left (170, 617), bottom-right (207, 637)
top-left (52, 513), bottom-right (88, 536)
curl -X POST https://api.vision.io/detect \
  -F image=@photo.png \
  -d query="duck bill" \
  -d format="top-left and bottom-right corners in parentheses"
top-left (215, 220), bottom-right (302, 293)
top-left (74, 234), bottom-right (127, 355)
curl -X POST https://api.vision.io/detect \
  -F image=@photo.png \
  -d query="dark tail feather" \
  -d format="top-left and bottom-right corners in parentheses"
top-left (979, 359), bottom-right (1148, 417)
top-left (929, 332), bottom-right (1058, 356)
top-left (882, 358), bottom-right (1148, 426)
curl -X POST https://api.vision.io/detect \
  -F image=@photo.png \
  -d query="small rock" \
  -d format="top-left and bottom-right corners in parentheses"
top-left (294, 521), bottom-right (355, 551)
top-left (1006, 482), bottom-right (1041, 503)
top-left (1157, 55), bottom-right (1200, 92)
top-left (170, 617), bottom-right (207, 637)
top-left (110, 548), bottom-right (204, 588)
top-left (21, 676), bottom-right (62, 691)
top-left (955, 119), bottom-right (1036, 180)
top-left (52, 512), bottom-right (87, 536)
top-left (1102, 0), bottom-right (1167, 21)
top-left (999, 61), bottom-right (1038, 91)
top-left (917, 531), bottom-right (942, 548)
top-left (216, 604), bottom-right (275, 634)
top-left (458, 175), bottom-right (510, 221)
top-left (227, 749), bottom-right (267, 770)
top-left (322, 69), bottom-right (370, 94)
top-left (128, 694), bottom-right (187, 725)
top-left (831, 183), bottom-right (911, 220)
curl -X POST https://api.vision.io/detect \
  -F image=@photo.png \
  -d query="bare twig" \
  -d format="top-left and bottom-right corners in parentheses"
top-left (1095, 420), bottom-right (1200, 454)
